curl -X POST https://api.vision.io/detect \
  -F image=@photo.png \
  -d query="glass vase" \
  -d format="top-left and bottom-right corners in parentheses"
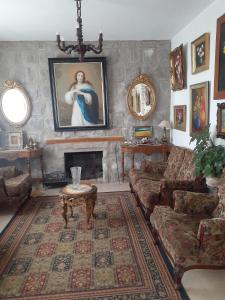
top-left (70, 166), bottom-right (81, 189)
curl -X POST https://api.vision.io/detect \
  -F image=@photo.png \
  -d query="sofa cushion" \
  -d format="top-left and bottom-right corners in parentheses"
top-left (163, 146), bottom-right (185, 180)
top-left (134, 179), bottom-right (160, 208)
top-left (129, 169), bottom-right (162, 186)
top-left (153, 206), bottom-right (205, 267)
top-left (0, 166), bottom-right (16, 179)
top-left (5, 174), bottom-right (31, 196)
top-left (177, 149), bottom-right (196, 180)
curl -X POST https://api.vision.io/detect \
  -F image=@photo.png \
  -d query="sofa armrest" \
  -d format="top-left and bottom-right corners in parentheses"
top-left (160, 178), bottom-right (208, 207)
top-left (140, 160), bottom-right (167, 175)
top-left (197, 218), bottom-right (225, 253)
top-left (173, 190), bottom-right (219, 215)
top-left (0, 176), bottom-right (8, 198)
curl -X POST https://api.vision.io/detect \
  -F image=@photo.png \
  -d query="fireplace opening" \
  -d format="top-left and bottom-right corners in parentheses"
top-left (64, 151), bottom-right (103, 181)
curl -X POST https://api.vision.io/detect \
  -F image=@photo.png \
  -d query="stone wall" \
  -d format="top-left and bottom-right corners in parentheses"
top-left (0, 41), bottom-right (170, 182)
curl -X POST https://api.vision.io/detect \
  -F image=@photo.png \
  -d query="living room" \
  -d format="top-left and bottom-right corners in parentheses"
top-left (0, 0), bottom-right (225, 299)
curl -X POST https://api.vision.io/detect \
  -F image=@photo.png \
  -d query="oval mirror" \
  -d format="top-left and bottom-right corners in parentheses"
top-left (0, 80), bottom-right (32, 127)
top-left (127, 74), bottom-right (156, 120)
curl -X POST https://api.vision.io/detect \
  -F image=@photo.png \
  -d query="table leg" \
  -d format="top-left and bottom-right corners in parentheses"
top-left (132, 154), bottom-right (134, 169)
top-left (61, 199), bottom-right (68, 229)
top-left (27, 158), bottom-right (31, 175)
top-left (122, 152), bottom-right (125, 182)
top-left (85, 197), bottom-right (96, 229)
top-left (40, 154), bottom-right (44, 182)
top-left (69, 205), bottom-right (73, 218)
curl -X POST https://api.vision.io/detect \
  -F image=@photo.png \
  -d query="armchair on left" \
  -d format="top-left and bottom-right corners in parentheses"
top-left (0, 166), bottom-right (32, 208)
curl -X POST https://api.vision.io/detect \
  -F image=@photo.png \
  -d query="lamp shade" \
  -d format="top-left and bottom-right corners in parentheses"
top-left (158, 120), bottom-right (171, 129)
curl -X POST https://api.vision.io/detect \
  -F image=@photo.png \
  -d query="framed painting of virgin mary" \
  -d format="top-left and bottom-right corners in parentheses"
top-left (48, 57), bottom-right (109, 131)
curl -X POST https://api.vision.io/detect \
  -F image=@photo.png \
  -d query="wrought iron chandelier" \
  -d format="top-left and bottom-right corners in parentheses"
top-left (56, 0), bottom-right (103, 61)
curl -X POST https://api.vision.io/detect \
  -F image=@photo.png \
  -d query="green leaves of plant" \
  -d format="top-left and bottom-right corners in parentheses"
top-left (190, 125), bottom-right (225, 177)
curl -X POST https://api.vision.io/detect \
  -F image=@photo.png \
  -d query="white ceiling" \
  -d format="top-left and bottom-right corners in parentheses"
top-left (0, 0), bottom-right (215, 41)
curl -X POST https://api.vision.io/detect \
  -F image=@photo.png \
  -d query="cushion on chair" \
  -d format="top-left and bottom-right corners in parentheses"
top-left (133, 179), bottom-right (160, 208)
top-left (163, 146), bottom-right (185, 180)
top-left (5, 174), bottom-right (32, 196)
top-left (177, 150), bottom-right (196, 180)
top-left (0, 166), bottom-right (17, 180)
top-left (129, 169), bottom-right (162, 186)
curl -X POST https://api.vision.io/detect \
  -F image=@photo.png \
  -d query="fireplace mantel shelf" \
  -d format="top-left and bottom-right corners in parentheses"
top-left (45, 136), bottom-right (124, 145)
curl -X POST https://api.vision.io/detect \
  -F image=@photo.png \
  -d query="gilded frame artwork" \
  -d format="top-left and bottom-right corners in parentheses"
top-left (48, 57), bottom-right (109, 131)
top-left (173, 105), bottom-right (186, 132)
top-left (214, 13), bottom-right (225, 99)
top-left (191, 33), bottom-right (210, 74)
top-left (8, 132), bottom-right (23, 149)
top-left (217, 102), bottom-right (225, 139)
top-left (170, 44), bottom-right (185, 91)
top-left (190, 81), bottom-right (209, 134)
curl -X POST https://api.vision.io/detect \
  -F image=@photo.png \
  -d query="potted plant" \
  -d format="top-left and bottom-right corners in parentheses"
top-left (190, 125), bottom-right (225, 187)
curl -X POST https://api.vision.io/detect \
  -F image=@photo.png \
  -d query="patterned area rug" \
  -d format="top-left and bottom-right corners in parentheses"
top-left (0, 192), bottom-right (181, 300)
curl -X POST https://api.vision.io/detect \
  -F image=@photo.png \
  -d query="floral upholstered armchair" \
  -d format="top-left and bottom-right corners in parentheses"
top-left (0, 166), bottom-right (32, 208)
top-left (152, 184), bottom-right (225, 289)
top-left (129, 146), bottom-right (207, 220)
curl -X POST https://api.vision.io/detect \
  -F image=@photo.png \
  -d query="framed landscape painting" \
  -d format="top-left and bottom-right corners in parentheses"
top-left (170, 44), bottom-right (185, 91)
top-left (48, 57), bottom-right (109, 131)
top-left (191, 33), bottom-right (209, 74)
top-left (174, 105), bottom-right (186, 131)
top-left (133, 126), bottom-right (153, 139)
top-left (217, 102), bottom-right (225, 139)
top-left (214, 13), bottom-right (225, 99)
top-left (190, 82), bottom-right (209, 134)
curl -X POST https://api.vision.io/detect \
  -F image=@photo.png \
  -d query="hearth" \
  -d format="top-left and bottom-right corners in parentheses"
top-left (64, 151), bottom-right (103, 180)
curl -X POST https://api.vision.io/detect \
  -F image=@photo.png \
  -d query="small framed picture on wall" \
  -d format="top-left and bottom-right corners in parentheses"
top-left (214, 13), bottom-right (225, 99)
top-left (217, 102), bottom-right (225, 139)
top-left (173, 105), bottom-right (186, 131)
top-left (170, 44), bottom-right (185, 91)
top-left (191, 33), bottom-right (210, 74)
top-left (190, 81), bottom-right (209, 134)
top-left (8, 132), bottom-right (23, 149)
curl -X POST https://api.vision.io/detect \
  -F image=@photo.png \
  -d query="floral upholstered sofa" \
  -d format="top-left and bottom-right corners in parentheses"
top-left (0, 166), bottom-right (32, 208)
top-left (129, 145), bottom-right (207, 220)
top-left (152, 184), bottom-right (225, 289)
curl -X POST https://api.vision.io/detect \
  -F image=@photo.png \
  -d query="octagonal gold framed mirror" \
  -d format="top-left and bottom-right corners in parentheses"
top-left (127, 74), bottom-right (156, 120)
top-left (0, 80), bottom-right (32, 127)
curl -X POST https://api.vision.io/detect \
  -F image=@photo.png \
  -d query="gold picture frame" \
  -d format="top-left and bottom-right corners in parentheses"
top-left (217, 102), bottom-right (225, 139)
top-left (190, 81), bottom-right (209, 134)
top-left (173, 105), bottom-right (186, 132)
top-left (214, 13), bottom-right (225, 99)
top-left (191, 33), bottom-right (210, 74)
top-left (170, 44), bottom-right (185, 91)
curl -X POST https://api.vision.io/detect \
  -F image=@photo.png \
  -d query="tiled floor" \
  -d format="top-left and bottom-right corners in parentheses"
top-left (0, 182), bottom-right (225, 300)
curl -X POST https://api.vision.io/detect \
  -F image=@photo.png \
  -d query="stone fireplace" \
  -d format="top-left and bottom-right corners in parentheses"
top-left (44, 137), bottom-right (123, 183)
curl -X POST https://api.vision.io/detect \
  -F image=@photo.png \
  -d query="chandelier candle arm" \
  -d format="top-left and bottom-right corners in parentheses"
top-left (56, 0), bottom-right (103, 61)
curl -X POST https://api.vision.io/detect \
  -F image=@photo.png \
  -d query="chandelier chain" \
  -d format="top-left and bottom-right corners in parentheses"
top-left (56, 0), bottom-right (103, 61)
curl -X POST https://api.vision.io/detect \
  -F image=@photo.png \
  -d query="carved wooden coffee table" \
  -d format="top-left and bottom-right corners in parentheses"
top-left (60, 184), bottom-right (97, 229)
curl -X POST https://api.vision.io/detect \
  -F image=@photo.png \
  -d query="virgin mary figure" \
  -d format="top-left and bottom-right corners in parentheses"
top-left (65, 70), bottom-right (99, 126)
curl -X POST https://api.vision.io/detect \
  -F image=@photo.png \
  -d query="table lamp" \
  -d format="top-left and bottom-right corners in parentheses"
top-left (158, 120), bottom-right (171, 143)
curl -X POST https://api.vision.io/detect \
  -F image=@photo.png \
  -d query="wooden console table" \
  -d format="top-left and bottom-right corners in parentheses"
top-left (0, 148), bottom-right (44, 181)
top-left (121, 143), bottom-right (172, 181)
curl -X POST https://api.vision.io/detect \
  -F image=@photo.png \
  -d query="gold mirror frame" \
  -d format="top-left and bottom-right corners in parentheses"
top-left (0, 80), bottom-right (32, 127)
top-left (127, 74), bottom-right (156, 120)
